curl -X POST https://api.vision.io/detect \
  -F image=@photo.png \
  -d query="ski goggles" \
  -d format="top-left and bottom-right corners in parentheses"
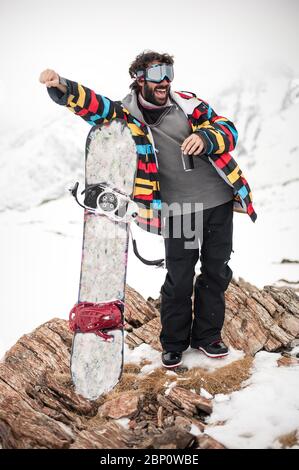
top-left (137, 63), bottom-right (174, 83)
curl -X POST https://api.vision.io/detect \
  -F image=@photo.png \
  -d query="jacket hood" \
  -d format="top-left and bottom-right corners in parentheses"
top-left (121, 91), bottom-right (145, 124)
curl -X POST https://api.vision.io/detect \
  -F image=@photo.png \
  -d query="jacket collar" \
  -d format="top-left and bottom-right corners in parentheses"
top-left (121, 91), bottom-right (144, 124)
top-left (122, 90), bottom-right (201, 124)
top-left (169, 90), bottom-right (201, 117)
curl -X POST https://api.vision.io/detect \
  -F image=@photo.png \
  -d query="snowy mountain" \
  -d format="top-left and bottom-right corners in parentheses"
top-left (215, 70), bottom-right (299, 188)
top-left (0, 115), bottom-right (87, 211)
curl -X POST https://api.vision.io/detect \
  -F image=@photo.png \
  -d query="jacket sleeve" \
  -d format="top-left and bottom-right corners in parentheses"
top-left (47, 78), bottom-right (124, 125)
top-left (193, 99), bottom-right (238, 155)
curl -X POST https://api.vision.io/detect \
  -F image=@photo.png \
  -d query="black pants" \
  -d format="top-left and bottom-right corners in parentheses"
top-left (160, 199), bottom-right (234, 352)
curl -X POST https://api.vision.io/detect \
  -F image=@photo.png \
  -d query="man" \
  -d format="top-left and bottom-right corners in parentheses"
top-left (39, 50), bottom-right (256, 368)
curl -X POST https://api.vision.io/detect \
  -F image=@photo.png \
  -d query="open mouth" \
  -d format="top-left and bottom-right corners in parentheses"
top-left (155, 87), bottom-right (168, 98)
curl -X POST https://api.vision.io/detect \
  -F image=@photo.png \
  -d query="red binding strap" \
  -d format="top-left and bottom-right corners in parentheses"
top-left (69, 300), bottom-right (124, 341)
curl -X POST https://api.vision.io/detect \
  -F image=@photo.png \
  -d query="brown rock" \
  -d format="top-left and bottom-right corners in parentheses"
top-left (125, 317), bottom-right (162, 351)
top-left (157, 406), bottom-right (164, 428)
top-left (143, 427), bottom-right (195, 449)
top-left (1, 281), bottom-right (299, 449)
top-left (174, 415), bottom-right (192, 431)
top-left (128, 280), bottom-right (299, 357)
top-left (222, 280), bottom-right (299, 355)
top-left (158, 387), bottom-right (212, 418)
top-left (277, 356), bottom-right (299, 367)
top-left (196, 433), bottom-right (226, 449)
top-left (70, 421), bottom-right (137, 449)
top-left (125, 285), bottom-right (159, 327)
top-left (98, 391), bottom-right (142, 419)
top-left (175, 416), bottom-right (205, 433)
top-left (129, 419), bottom-right (137, 429)
top-left (167, 386), bottom-right (213, 416)
top-left (0, 318), bottom-right (95, 449)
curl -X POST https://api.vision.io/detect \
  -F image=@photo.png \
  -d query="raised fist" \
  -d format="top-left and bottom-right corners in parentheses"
top-left (39, 69), bottom-right (67, 93)
top-left (39, 69), bottom-right (60, 87)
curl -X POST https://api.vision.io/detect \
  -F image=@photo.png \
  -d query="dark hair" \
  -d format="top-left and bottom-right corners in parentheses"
top-left (129, 50), bottom-right (174, 91)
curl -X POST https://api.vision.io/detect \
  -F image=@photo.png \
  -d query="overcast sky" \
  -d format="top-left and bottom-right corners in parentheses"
top-left (0, 0), bottom-right (298, 135)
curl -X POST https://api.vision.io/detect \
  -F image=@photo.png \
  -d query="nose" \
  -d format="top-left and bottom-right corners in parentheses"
top-left (159, 78), bottom-right (170, 85)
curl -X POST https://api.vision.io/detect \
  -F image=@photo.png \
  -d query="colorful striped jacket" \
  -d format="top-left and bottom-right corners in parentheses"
top-left (48, 80), bottom-right (257, 235)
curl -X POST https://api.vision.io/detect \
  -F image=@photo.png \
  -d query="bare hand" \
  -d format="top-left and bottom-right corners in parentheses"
top-left (39, 69), bottom-right (67, 93)
top-left (181, 134), bottom-right (205, 155)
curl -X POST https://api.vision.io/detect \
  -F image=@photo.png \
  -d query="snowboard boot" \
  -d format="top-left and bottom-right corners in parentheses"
top-left (162, 351), bottom-right (183, 368)
top-left (196, 340), bottom-right (229, 358)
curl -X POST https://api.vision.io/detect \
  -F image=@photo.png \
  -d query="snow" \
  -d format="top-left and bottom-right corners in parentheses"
top-left (205, 351), bottom-right (299, 449)
top-left (164, 381), bottom-right (177, 396)
top-left (165, 370), bottom-right (178, 376)
top-left (214, 393), bottom-right (231, 404)
top-left (216, 74), bottom-right (299, 290)
top-left (115, 418), bottom-right (130, 429)
top-left (0, 196), bottom-right (82, 357)
top-left (182, 346), bottom-right (244, 371)
top-left (125, 342), bottom-right (244, 373)
top-left (189, 424), bottom-right (202, 437)
top-left (0, 115), bottom-right (86, 211)
top-left (124, 341), bottom-right (244, 374)
top-left (124, 343), bottom-right (162, 375)
top-left (200, 388), bottom-right (213, 400)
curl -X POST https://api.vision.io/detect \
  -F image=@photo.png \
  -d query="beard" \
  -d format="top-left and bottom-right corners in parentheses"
top-left (143, 81), bottom-right (170, 106)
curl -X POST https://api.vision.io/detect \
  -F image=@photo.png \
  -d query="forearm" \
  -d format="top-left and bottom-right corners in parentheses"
top-left (56, 83), bottom-right (67, 94)
top-left (47, 78), bottom-right (123, 125)
top-left (194, 100), bottom-right (238, 155)
top-left (47, 77), bottom-right (69, 105)
top-left (196, 119), bottom-right (238, 155)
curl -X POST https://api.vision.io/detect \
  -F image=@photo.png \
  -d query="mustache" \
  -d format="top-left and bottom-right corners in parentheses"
top-left (154, 85), bottom-right (169, 91)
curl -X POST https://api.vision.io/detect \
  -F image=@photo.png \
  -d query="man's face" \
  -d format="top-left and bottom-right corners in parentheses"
top-left (138, 61), bottom-right (172, 106)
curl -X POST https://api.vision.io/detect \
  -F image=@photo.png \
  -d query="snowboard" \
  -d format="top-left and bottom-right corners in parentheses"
top-left (69, 119), bottom-right (138, 400)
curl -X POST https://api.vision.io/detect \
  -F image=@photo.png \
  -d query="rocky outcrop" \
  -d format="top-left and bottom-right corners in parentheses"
top-left (0, 280), bottom-right (298, 449)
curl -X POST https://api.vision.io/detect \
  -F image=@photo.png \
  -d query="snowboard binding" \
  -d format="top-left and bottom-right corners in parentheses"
top-left (69, 182), bottom-right (164, 268)
top-left (69, 300), bottom-right (124, 341)
top-left (70, 181), bottom-right (139, 223)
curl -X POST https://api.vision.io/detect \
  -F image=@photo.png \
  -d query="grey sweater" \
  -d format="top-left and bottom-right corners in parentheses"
top-left (122, 92), bottom-right (234, 214)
